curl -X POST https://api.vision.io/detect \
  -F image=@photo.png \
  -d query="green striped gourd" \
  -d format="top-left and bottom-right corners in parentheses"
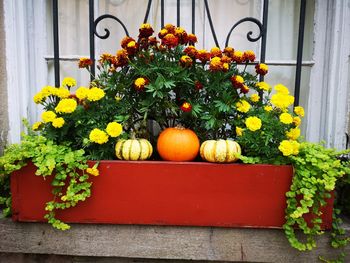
top-left (200, 139), bottom-right (241, 163)
top-left (115, 139), bottom-right (153, 161)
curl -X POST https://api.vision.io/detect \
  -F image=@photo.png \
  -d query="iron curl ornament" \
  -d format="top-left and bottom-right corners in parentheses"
top-left (94, 14), bottom-right (129, 39)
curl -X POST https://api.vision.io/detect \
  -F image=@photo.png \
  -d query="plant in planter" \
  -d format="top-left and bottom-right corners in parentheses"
top-left (0, 23), bottom-right (349, 260)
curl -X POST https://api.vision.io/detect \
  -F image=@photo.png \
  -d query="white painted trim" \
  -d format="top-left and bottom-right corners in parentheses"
top-left (4, 0), bottom-right (47, 143)
top-left (307, 0), bottom-right (350, 149)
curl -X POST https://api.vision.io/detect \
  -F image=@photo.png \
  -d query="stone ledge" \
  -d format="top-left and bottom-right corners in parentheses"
top-left (0, 218), bottom-right (349, 262)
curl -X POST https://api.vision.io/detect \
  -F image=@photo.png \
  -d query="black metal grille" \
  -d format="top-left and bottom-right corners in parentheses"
top-left (52, 0), bottom-right (306, 106)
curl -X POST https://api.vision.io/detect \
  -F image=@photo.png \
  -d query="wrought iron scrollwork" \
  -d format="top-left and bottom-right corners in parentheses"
top-left (225, 17), bottom-right (263, 47)
top-left (94, 14), bottom-right (129, 39)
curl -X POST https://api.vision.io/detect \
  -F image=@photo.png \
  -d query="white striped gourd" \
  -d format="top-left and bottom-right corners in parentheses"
top-left (200, 139), bottom-right (241, 163)
top-left (115, 139), bottom-right (153, 161)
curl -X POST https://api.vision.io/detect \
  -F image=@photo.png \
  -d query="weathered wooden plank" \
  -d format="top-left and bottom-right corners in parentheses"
top-left (1, 218), bottom-right (349, 262)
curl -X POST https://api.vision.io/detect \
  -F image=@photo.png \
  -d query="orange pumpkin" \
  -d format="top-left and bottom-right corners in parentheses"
top-left (157, 126), bottom-right (200, 161)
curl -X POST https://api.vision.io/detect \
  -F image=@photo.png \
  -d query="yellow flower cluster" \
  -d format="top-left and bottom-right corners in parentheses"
top-left (41, 111), bottom-right (56, 123)
top-left (236, 100), bottom-right (251, 113)
top-left (264, 105), bottom-right (273, 112)
top-left (245, 116), bottom-right (262, 131)
top-left (293, 116), bottom-right (301, 127)
top-left (236, 126), bottom-right (244, 136)
top-left (52, 117), bottom-right (65, 128)
top-left (294, 106), bottom-right (305, 117)
top-left (270, 84), bottom-right (294, 110)
top-left (286, 127), bottom-right (301, 140)
top-left (279, 113), bottom-right (293, 124)
top-left (33, 86), bottom-right (70, 104)
top-left (55, 98), bottom-right (77, 114)
top-left (106, 122), bottom-right (123, 137)
top-left (62, 77), bottom-right (77, 87)
top-left (250, 93), bottom-right (260, 103)
top-left (87, 87), bottom-right (105, 101)
top-left (86, 167), bottom-right (99, 176)
top-left (76, 86), bottom-right (89, 100)
top-left (278, 140), bottom-right (300, 156)
top-left (89, 128), bottom-right (109, 144)
top-left (32, 121), bottom-right (43, 131)
top-left (256, 81), bottom-right (271, 91)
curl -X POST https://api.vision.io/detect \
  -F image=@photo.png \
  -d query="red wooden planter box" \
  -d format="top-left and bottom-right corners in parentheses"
top-left (11, 161), bottom-right (334, 229)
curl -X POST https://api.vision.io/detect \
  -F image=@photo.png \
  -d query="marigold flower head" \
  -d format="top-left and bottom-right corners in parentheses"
top-left (293, 116), bottom-right (302, 127)
top-left (241, 85), bottom-right (250, 94)
top-left (243, 50), bottom-right (256, 62)
top-left (87, 87), bottom-right (105, 101)
top-left (245, 116), bottom-right (262, 131)
top-left (275, 84), bottom-right (289, 95)
top-left (270, 93), bottom-right (294, 109)
top-left (187, 33), bottom-right (197, 45)
top-left (86, 167), bottom-right (99, 176)
top-left (148, 36), bottom-right (158, 46)
top-left (161, 33), bottom-right (179, 48)
top-left (236, 126), bottom-right (244, 136)
top-left (256, 81), bottom-right (271, 91)
top-left (223, 46), bottom-right (234, 58)
top-left (184, 45), bottom-right (197, 57)
top-left (164, 24), bottom-right (175, 33)
top-left (33, 92), bottom-right (45, 104)
top-left (99, 53), bottom-right (116, 65)
top-left (41, 86), bottom-right (56, 97)
top-left (180, 102), bottom-right (192, 112)
top-left (52, 117), bottom-right (65, 128)
top-left (236, 100), bottom-right (251, 113)
top-left (158, 28), bottom-right (168, 39)
top-left (196, 49), bottom-right (210, 63)
top-left (41, 111), bottom-right (57, 123)
top-left (250, 93), bottom-right (260, 103)
top-left (195, 80), bottom-right (203, 90)
top-left (222, 62), bottom-right (229, 72)
top-left (210, 47), bottom-right (222, 58)
top-left (78, 57), bottom-right (93, 68)
top-left (32, 121), bottom-right (43, 131)
top-left (221, 55), bottom-right (232, 63)
top-left (76, 86), bottom-right (89, 100)
top-left (121, 36), bottom-right (136, 49)
top-left (294, 106), bottom-right (305, 117)
top-left (264, 105), bottom-right (273, 112)
top-left (232, 50), bottom-right (244, 63)
top-left (279, 140), bottom-right (300, 156)
top-left (138, 23), bottom-right (154, 38)
top-left (55, 98), bottom-right (77, 114)
top-left (125, 40), bottom-right (139, 55)
top-left (89, 128), bottom-right (109, 144)
top-left (62, 77), bottom-right (76, 88)
top-left (174, 27), bottom-right (188, 45)
top-left (56, 87), bottom-right (70, 99)
top-left (279, 112), bottom-right (293, 124)
top-left (115, 49), bottom-right (129, 67)
top-left (179, 55), bottom-right (193, 67)
top-left (134, 77), bottom-right (149, 91)
top-left (209, 57), bottom-right (223, 71)
top-left (255, 63), bottom-right (268, 75)
top-left (231, 75), bottom-right (244, 89)
top-left (106, 122), bottom-right (123, 137)
top-left (286, 127), bottom-right (301, 140)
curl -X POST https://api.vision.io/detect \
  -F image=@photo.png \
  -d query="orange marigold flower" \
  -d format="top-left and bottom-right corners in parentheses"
top-left (180, 102), bottom-right (192, 112)
top-left (78, 57), bottom-right (93, 68)
top-left (195, 80), bottom-right (203, 90)
top-left (121, 36), bottom-right (135, 49)
top-left (231, 75), bottom-right (244, 89)
top-left (221, 55), bottom-right (232, 63)
top-left (158, 29), bottom-right (168, 39)
top-left (184, 45), bottom-right (197, 57)
top-left (209, 57), bottom-right (223, 71)
top-left (134, 77), bottom-right (149, 91)
top-left (148, 36), bottom-right (158, 46)
top-left (179, 55), bottom-right (193, 67)
top-left (174, 27), bottom-right (188, 45)
top-left (210, 47), bottom-right (222, 58)
top-left (187, 33), bottom-right (198, 45)
top-left (138, 23), bottom-right (154, 38)
top-left (244, 50), bottom-right (256, 62)
top-left (196, 49), bottom-right (211, 63)
top-left (222, 62), bottom-right (229, 72)
top-left (241, 85), bottom-right (250, 94)
top-left (99, 53), bottom-right (116, 65)
top-left (115, 49), bottom-right (129, 67)
top-left (161, 33), bottom-right (179, 48)
top-left (232, 50), bottom-right (244, 63)
top-left (164, 24), bottom-right (175, 33)
top-left (126, 40), bottom-right (139, 55)
top-left (255, 63), bottom-right (268, 75)
top-left (223, 46), bottom-right (234, 58)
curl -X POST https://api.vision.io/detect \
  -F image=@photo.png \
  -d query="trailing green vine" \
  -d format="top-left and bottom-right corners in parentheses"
top-left (0, 121), bottom-right (95, 230)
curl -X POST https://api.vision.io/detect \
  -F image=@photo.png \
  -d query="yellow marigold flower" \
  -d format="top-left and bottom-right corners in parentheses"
top-left (55, 98), bottom-right (77, 114)
top-left (52, 117), bottom-right (65, 128)
top-left (291, 140), bottom-right (300, 155)
top-left (41, 86), bottom-right (56, 97)
top-left (56, 87), bottom-right (70, 98)
top-left (236, 100), bottom-right (251, 113)
top-left (86, 167), bottom-right (99, 176)
top-left (41, 111), bottom-right (57, 123)
top-left (106, 122), bottom-right (123, 137)
top-left (270, 93), bottom-right (294, 109)
top-left (209, 56), bottom-right (222, 71)
top-left (223, 62), bottom-right (229, 71)
top-left (293, 116), bottom-right (302, 127)
top-left (33, 92), bottom-right (45, 104)
top-left (274, 84), bottom-right (289, 95)
top-left (294, 106), bottom-right (305, 117)
top-left (236, 127), bottom-right (244, 136)
top-left (256, 81), bottom-right (271, 91)
top-left (245, 116), bottom-right (262, 131)
top-left (87, 87), bottom-right (105, 101)
top-left (32, 121), bottom-right (43, 131)
top-left (279, 140), bottom-right (294, 156)
top-left (250, 94), bottom-right (260, 103)
top-left (264, 105), bottom-right (273, 112)
top-left (76, 86), bottom-right (89, 100)
top-left (89, 128), bottom-right (109, 144)
top-left (62, 77), bottom-right (76, 87)
top-left (255, 63), bottom-right (268, 75)
top-left (279, 113), bottom-right (293, 124)
top-left (232, 50), bottom-right (244, 63)
top-left (286, 127), bottom-right (301, 140)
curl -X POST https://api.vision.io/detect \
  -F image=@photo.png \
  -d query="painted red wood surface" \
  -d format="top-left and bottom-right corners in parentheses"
top-left (11, 161), bottom-right (333, 229)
